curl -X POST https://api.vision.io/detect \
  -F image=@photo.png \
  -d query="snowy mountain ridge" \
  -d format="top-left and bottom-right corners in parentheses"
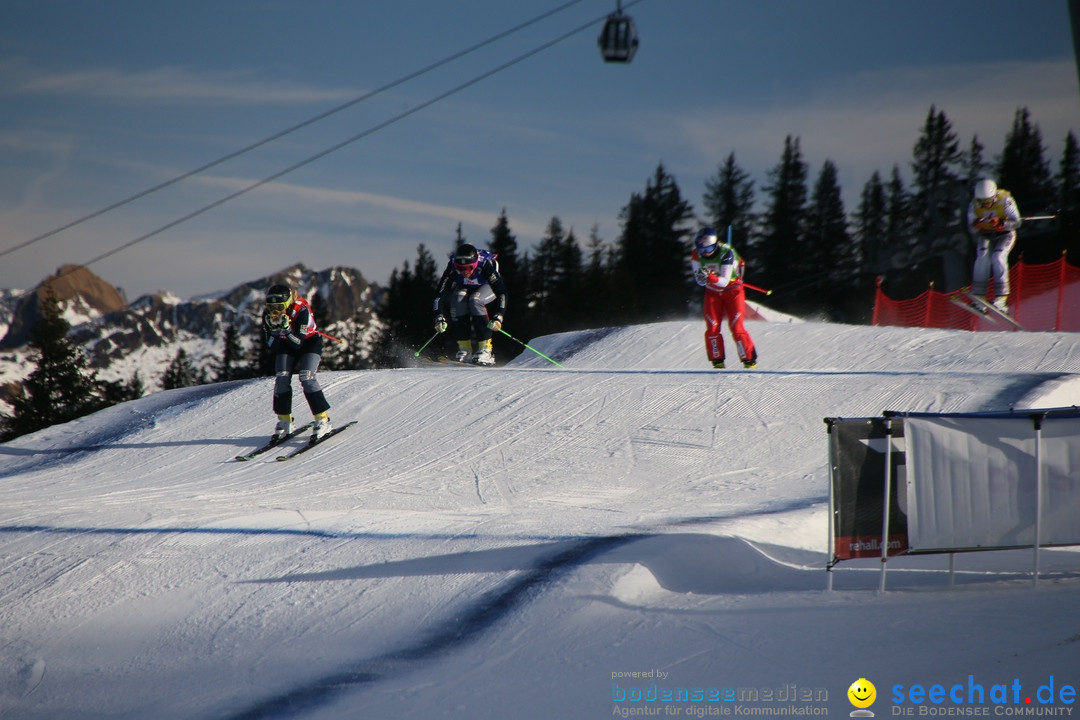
top-left (0, 263), bottom-right (381, 413)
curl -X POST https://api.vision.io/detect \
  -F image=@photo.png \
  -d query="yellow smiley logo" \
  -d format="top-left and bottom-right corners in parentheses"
top-left (848, 678), bottom-right (876, 709)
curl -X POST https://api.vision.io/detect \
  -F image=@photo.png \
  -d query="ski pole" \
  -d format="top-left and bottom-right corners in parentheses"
top-left (497, 328), bottom-right (565, 369)
top-left (1021, 215), bottom-right (1057, 221)
top-left (413, 331), bottom-right (440, 357)
top-left (317, 330), bottom-right (343, 343)
top-left (725, 226), bottom-right (771, 295)
top-left (742, 281), bottom-right (773, 295)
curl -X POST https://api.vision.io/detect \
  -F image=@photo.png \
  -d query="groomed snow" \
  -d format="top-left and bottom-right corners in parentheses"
top-left (1, 319), bottom-right (1078, 719)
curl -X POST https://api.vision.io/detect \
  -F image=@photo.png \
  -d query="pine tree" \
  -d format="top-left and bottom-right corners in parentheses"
top-left (529, 218), bottom-right (584, 335)
top-left (806, 161), bottom-right (862, 317)
top-left (370, 244), bottom-right (439, 367)
top-left (756, 136), bottom-right (809, 297)
top-left (702, 152), bottom-right (756, 245)
top-left (807, 161), bottom-right (853, 271)
top-left (370, 264), bottom-right (409, 368)
top-left (965, 135), bottom-right (990, 189)
top-left (910, 105), bottom-right (964, 237)
top-left (245, 330), bottom-right (275, 378)
top-left (530, 216), bottom-right (563, 309)
top-left (0, 288), bottom-right (104, 439)
top-left (579, 223), bottom-right (616, 328)
top-left (997, 107), bottom-right (1056, 214)
top-left (854, 171), bottom-right (888, 272)
top-left (99, 371), bottom-right (146, 407)
top-left (242, 296), bottom-right (275, 378)
top-left (614, 163), bottom-right (696, 320)
top-left (487, 209), bottom-right (525, 357)
top-left (864, 165), bottom-right (920, 299)
top-left (885, 165), bottom-right (912, 250)
top-left (1058, 131), bottom-right (1080, 210)
top-left (214, 324), bottom-right (246, 381)
top-left (307, 293), bottom-right (337, 369)
top-left (160, 348), bottom-right (202, 390)
top-left (335, 312), bottom-right (375, 371)
top-left (1055, 131), bottom-right (1080, 259)
top-left (488, 209), bottom-right (521, 294)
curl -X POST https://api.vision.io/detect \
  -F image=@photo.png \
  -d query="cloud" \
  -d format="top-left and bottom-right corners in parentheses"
top-left (0, 128), bottom-right (73, 154)
top-left (669, 58), bottom-right (1079, 190)
top-left (187, 172), bottom-right (551, 239)
top-left (0, 129), bottom-right (76, 216)
top-left (2, 61), bottom-right (357, 105)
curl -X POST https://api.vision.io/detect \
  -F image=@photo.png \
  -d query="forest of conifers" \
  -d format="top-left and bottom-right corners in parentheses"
top-left (371, 104), bottom-right (1079, 365)
top-left (5, 105), bottom-right (1077, 438)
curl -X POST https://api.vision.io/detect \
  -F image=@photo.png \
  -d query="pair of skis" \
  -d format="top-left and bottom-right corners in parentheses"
top-left (949, 292), bottom-right (1024, 330)
top-left (233, 421), bottom-right (357, 462)
top-left (419, 356), bottom-right (491, 368)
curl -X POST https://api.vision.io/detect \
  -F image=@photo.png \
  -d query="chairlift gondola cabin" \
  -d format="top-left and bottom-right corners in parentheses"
top-left (598, 1), bottom-right (638, 63)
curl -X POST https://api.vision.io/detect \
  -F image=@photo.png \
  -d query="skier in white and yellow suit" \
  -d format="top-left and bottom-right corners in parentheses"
top-left (966, 179), bottom-right (1022, 312)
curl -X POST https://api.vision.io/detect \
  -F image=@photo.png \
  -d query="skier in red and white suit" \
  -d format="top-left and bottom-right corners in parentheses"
top-left (690, 227), bottom-right (757, 370)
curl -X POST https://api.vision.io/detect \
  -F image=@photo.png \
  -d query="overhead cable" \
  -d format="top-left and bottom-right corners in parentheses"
top-left (50, 1), bottom-right (645, 282)
top-left (0, 0), bottom-right (590, 261)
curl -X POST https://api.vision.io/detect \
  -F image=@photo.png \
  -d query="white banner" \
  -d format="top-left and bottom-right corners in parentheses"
top-left (906, 415), bottom-right (1080, 552)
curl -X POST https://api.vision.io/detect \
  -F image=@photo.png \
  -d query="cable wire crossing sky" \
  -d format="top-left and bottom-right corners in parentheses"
top-left (0, 1), bottom-right (1076, 300)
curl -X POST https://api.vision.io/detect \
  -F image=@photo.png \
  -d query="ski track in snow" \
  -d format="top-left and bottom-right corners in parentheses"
top-left (0, 320), bottom-right (1079, 719)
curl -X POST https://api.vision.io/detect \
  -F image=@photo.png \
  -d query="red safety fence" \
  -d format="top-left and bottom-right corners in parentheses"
top-left (872, 254), bottom-right (1080, 332)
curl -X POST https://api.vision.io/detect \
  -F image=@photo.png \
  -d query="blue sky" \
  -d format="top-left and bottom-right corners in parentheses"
top-left (1, 0), bottom-right (1077, 301)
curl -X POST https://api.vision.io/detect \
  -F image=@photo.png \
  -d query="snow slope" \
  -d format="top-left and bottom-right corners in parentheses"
top-left (1, 319), bottom-right (1079, 720)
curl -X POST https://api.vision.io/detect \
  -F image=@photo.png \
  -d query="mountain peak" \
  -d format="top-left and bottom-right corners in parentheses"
top-left (0, 265), bottom-right (127, 349)
top-left (0, 263), bottom-right (380, 406)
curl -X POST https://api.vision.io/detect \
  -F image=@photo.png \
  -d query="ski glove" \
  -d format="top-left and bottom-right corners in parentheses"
top-left (706, 271), bottom-right (729, 291)
top-left (434, 316), bottom-right (448, 334)
top-left (488, 316), bottom-right (502, 332)
top-left (265, 313), bottom-right (289, 332)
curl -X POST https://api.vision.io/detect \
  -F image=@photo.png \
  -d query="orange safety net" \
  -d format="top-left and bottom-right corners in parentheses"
top-left (873, 255), bottom-right (1080, 332)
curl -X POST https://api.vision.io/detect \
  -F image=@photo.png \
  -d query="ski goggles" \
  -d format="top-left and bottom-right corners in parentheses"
top-left (454, 260), bottom-right (479, 276)
top-left (266, 301), bottom-right (290, 314)
top-left (696, 239), bottom-right (719, 257)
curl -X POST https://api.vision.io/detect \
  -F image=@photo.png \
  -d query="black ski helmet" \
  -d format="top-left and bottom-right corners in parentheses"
top-left (453, 243), bottom-right (478, 265)
top-left (265, 283), bottom-right (295, 308)
top-left (453, 244), bottom-right (480, 274)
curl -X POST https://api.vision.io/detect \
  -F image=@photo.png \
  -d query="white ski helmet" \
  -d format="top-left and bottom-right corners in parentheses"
top-left (974, 179), bottom-right (997, 201)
